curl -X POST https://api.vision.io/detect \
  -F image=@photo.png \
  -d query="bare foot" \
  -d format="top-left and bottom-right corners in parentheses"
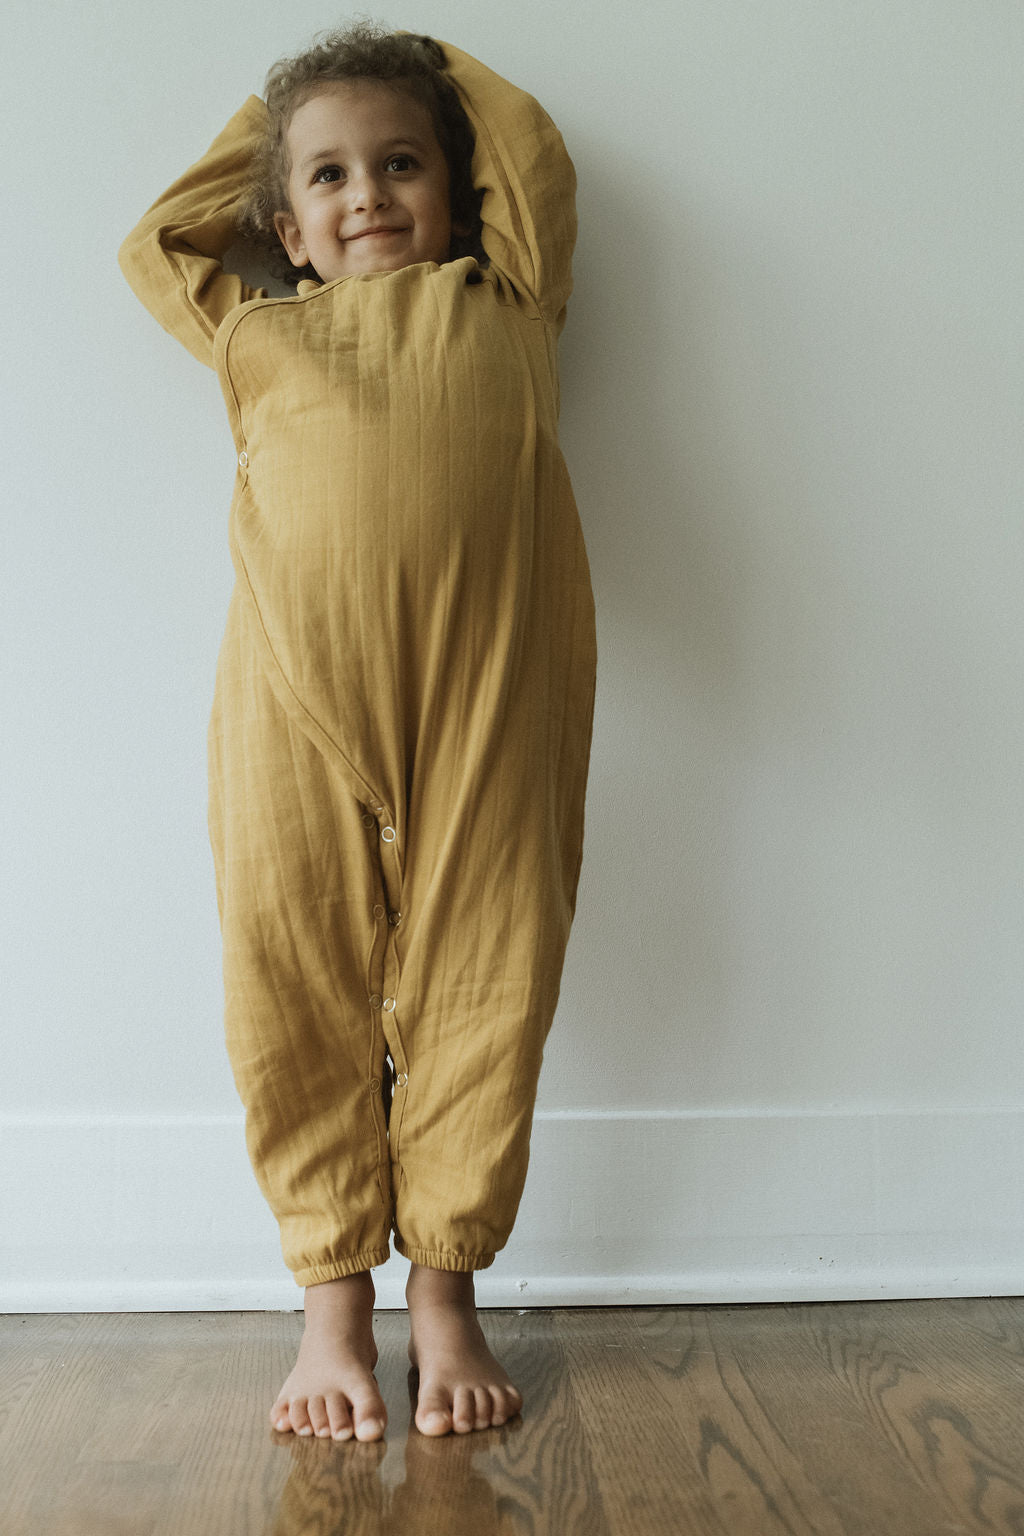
top-left (406, 1264), bottom-right (523, 1436)
top-left (271, 1271), bottom-right (387, 1442)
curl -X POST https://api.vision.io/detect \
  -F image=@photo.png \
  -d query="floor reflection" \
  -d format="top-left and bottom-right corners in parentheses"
top-left (267, 1368), bottom-right (526, 1536)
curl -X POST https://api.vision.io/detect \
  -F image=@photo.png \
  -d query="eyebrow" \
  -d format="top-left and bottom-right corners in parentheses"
top-left (298, 136), bottom-right (431, 174)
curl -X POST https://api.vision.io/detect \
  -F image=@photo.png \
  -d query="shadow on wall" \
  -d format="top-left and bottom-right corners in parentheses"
top-left (555, 149), bottom-right (762, 1088)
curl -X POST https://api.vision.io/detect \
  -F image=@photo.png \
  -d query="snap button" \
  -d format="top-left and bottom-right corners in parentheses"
top-left (383, 997), bottom-right (396, 1012)
top-left (369, 1078), bottom-right (381, 1093)
top-left (238, 451), bottom-right (249, 469)
top-left (396, 1072), bottom-right (408, 1088)
top-left (387, 910), bottom-right (402, 927)
top-left (362, 813), bottom-right (375, 828)
top-left (372, 904), bottom-right (386, 919)
top-left (381, 826), bottom-right (396, 843)
top-left (368, 994), bottom-right (383, 1009)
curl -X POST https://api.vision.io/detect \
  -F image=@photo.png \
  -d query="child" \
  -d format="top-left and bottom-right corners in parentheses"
top-left (119, 22), bottom-right (596, 1441)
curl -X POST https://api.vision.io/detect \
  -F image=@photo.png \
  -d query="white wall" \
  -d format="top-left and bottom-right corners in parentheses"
top-left (4, 0), bottom-right (1024, 1309)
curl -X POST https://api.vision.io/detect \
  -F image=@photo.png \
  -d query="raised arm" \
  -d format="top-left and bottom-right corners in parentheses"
top-left (118, 98), bottom-right (269, 368)
top-left (437, 41), bottom-right (577, 328)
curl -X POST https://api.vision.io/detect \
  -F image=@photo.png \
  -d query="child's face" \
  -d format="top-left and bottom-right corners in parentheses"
top-left (274, 80), bottom-right (454, 282)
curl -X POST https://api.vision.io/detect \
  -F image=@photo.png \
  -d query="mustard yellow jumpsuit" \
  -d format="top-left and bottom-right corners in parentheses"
top-left (118, 42), bottom-right (596, 1287)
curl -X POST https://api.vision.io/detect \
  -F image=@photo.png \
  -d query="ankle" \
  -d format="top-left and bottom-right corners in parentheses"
top-left (304, 1270), bottom-right (376, 1324)
top-left (405, 1263), bottom-right (476, 1310)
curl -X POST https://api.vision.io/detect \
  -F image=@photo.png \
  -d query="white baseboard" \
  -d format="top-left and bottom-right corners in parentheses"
top-left (2, 1108), bottom-right (1022, 1311)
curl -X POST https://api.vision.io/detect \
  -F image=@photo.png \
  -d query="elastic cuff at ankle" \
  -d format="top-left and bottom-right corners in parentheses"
top-left (394, 1237), bottom-right (496, 1272)
top-left (292, 1247), bottom-right (391, 1286)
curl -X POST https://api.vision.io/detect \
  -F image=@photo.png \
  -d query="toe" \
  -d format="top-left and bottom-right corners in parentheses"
top-left (352, 1388), bottom-right (387, 1441)
top-left (354, 1411), bottom-right (386, 1442)
top-left (270, 1399), bottom-right (290, 1433)
top-left (489, 1386), bottom-right (509, 1425)
top-left (452, 1385), bottom-right (476, 1434)
top-left (416, 1384), bottom-right (453, 1436)
top-left (325, 1392), bottom-right (354, 1441)
top-left (307, 1395), bottom-right (330, 1437)
top-left (473, 1386), bottom-right (492, 1429)
top-left (289, 1397), bottom-right (314, 1436)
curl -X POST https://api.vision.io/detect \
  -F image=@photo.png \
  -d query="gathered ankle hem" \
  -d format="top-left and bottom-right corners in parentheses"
top-left (292, 1247), bottom-right (391, 1286)
top-left (394, 1237), bottom-right (496, 1272)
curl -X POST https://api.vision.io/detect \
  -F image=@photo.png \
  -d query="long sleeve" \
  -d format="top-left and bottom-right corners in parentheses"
top-left (438, 41), bottom-right (577, 328)
top-left (118, 97), bottom-right (269, 368)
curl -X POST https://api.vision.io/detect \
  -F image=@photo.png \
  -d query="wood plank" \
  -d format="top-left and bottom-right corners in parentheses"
top-left (561, 1307), bottom-right (735, 1536)
top-left (847, 1296), bottom-right (1024, 1533)
top-left (3, 1301), bottom-right (1024, 1536)
top-left (638, 1304), bottom-right (854, 1535)
top-left (689, 1301), bottom-right (970, 1535)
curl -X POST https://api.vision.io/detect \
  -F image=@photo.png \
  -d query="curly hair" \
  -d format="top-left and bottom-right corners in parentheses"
top-left (240, 22), bottom-right (485, 285)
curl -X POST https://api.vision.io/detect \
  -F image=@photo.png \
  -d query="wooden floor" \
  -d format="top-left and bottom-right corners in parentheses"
top-left (2, 1298), bottom-right (1024, 1534)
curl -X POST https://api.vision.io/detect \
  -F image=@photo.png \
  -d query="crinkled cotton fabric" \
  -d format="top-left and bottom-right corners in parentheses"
top-left (119, 42), bottom-right (597, 1285)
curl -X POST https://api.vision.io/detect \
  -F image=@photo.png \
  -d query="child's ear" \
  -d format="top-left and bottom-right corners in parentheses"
top-left (273, 210), bottom-right (308, 268)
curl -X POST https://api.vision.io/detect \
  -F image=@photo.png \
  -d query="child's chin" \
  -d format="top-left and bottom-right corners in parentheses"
top-left (312, 253), bottom-right (429, 283)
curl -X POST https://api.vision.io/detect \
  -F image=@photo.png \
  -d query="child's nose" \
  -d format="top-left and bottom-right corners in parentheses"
top-left (349, 172), bottom-right (389, 211)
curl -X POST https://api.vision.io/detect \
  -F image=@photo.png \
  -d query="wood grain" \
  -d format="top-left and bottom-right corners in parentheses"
top-left (2, 1300), bottom-right (1023, 1534)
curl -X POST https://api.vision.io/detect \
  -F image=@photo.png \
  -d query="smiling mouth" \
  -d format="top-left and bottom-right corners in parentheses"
top-left (347, 227), bottom-right (408, 241)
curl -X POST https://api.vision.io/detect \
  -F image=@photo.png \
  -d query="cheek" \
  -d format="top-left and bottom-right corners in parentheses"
top-left (430, 187), bottom-right (453, 240)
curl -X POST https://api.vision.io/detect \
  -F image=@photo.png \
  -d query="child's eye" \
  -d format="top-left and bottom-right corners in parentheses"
top-left (384, 154), bottom-right (416, 173)
top-left (312, 165), bottom-right (342, 184)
